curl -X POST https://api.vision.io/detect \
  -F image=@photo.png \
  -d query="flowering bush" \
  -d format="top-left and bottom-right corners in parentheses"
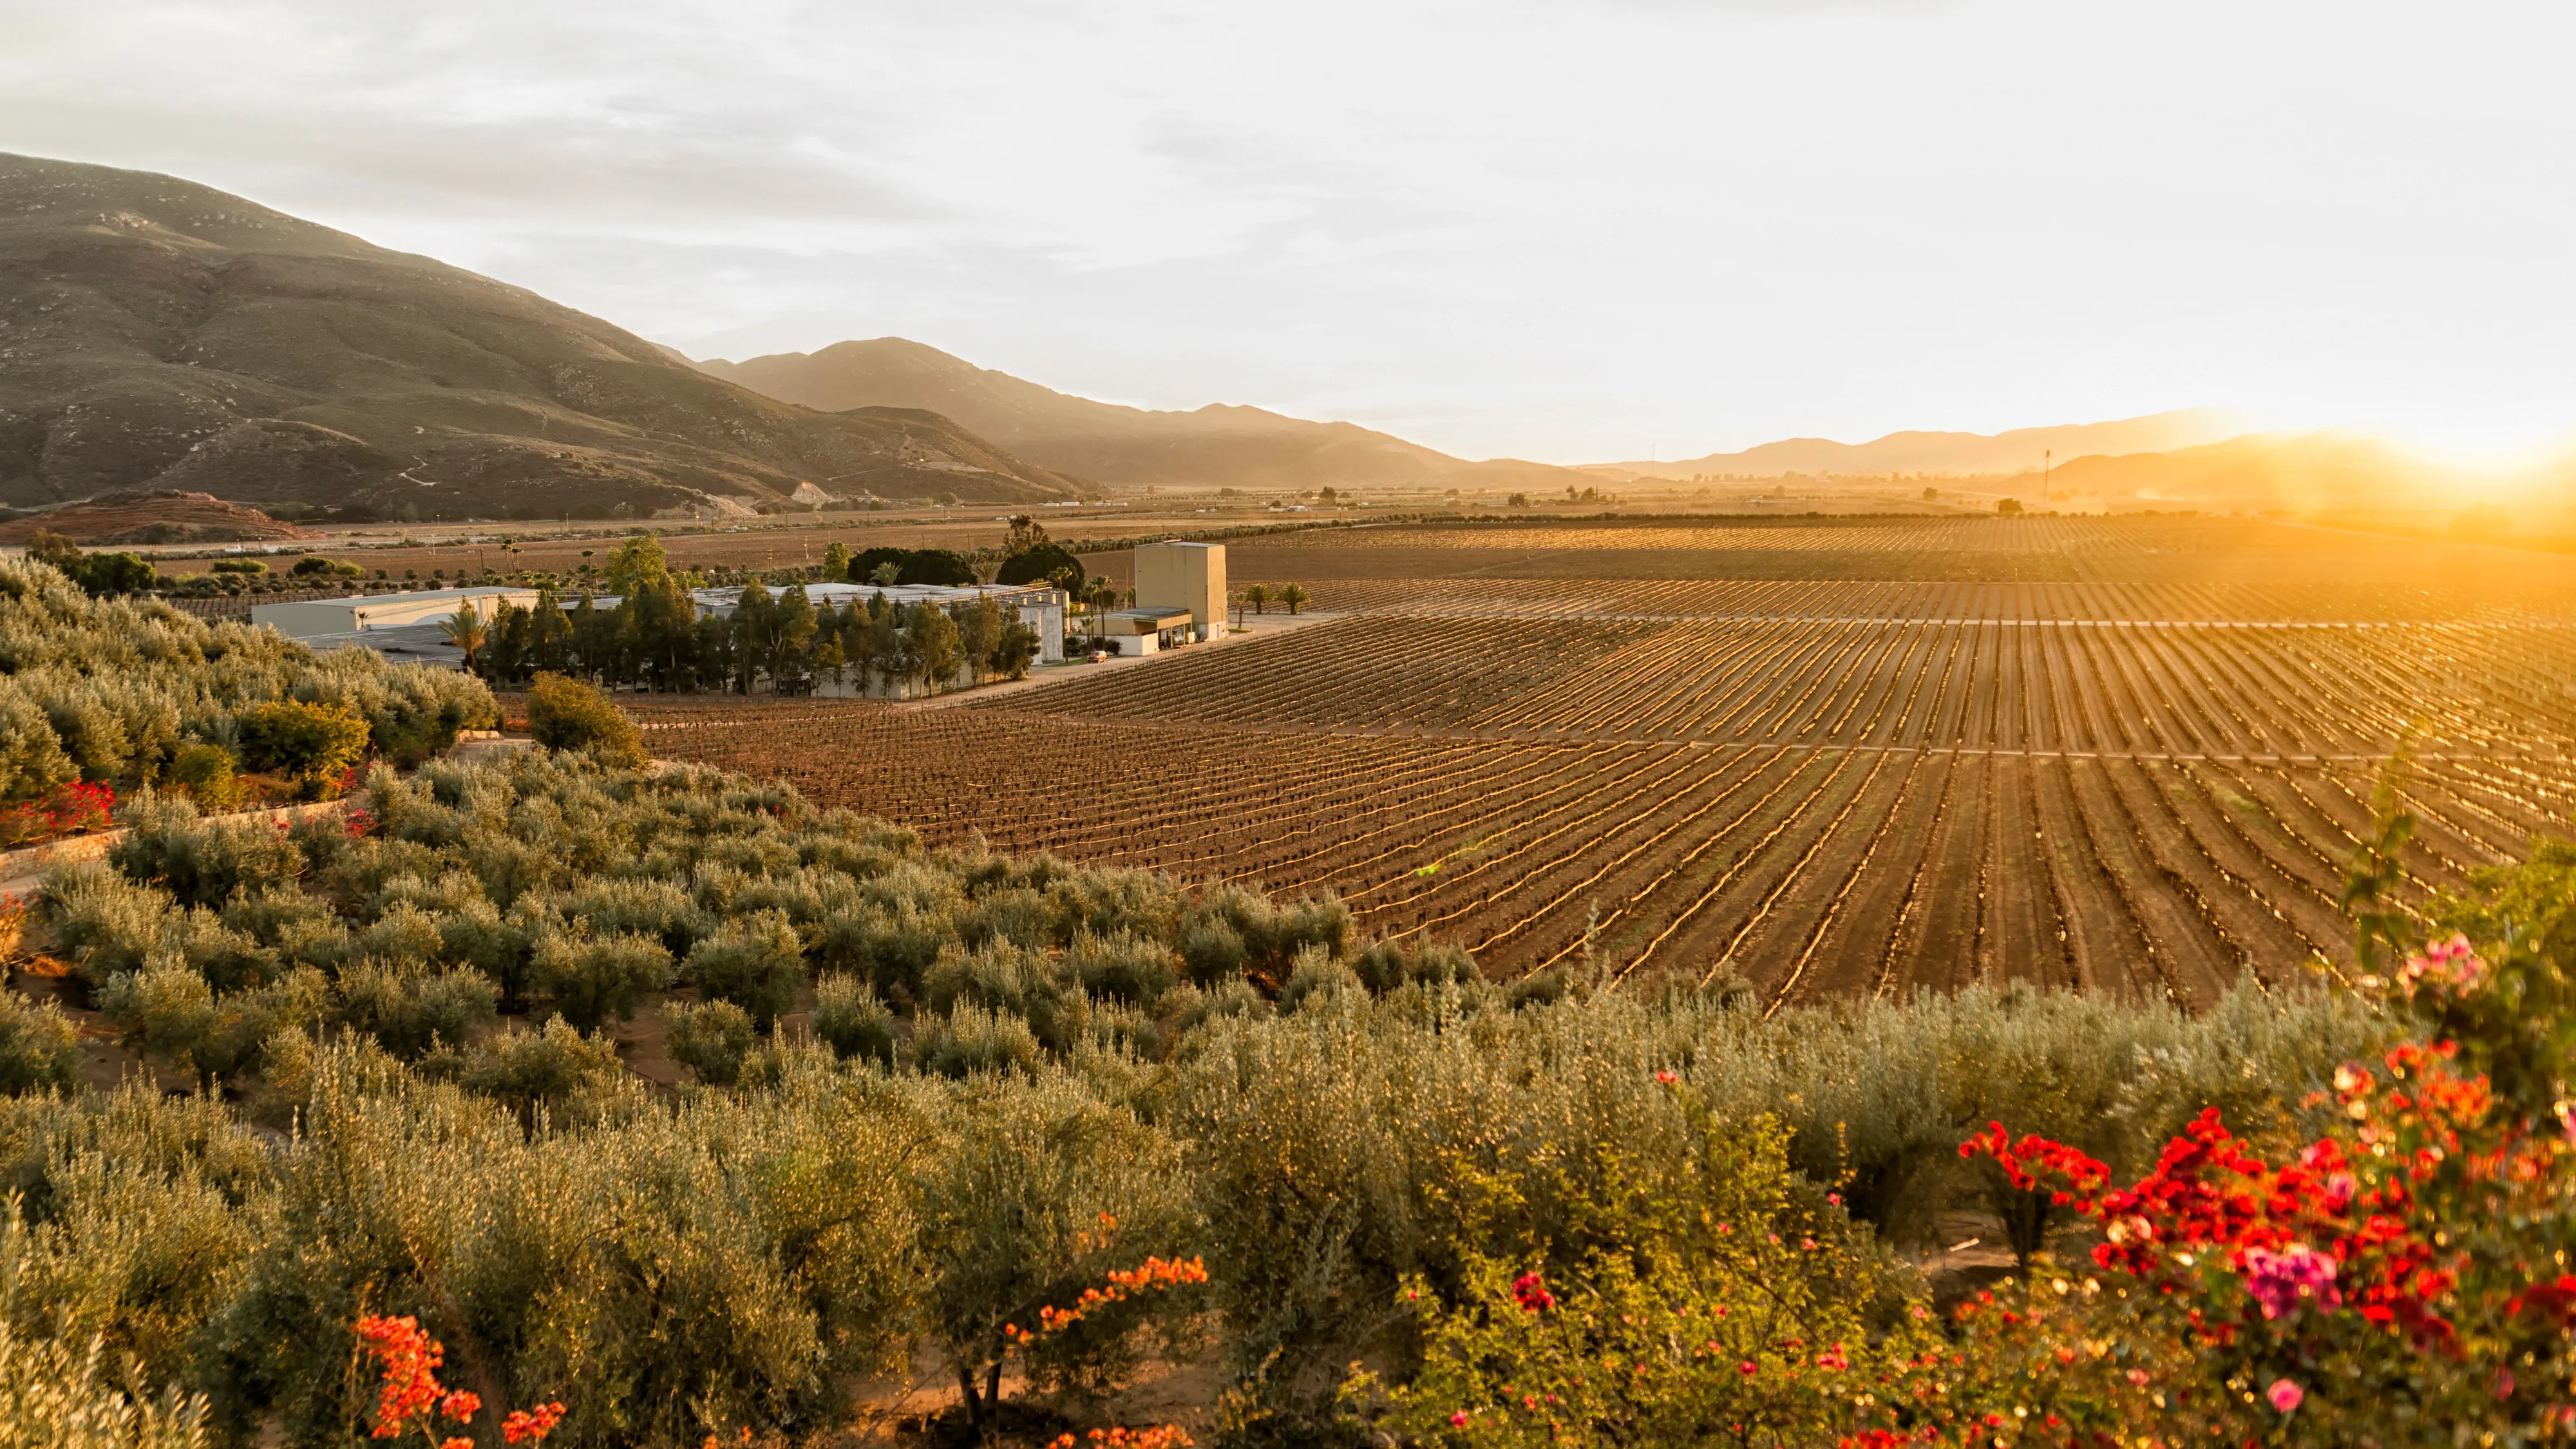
top-left (0, 780), bottom-right (115, 847)
top-left (1938, 910), bottom-right (2576, 1443)
top-left (353, 1314), bottom-right (563, 1448)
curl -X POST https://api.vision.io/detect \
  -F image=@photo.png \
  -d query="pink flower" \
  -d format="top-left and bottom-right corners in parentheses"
top-left (2242, 1245), bottom-right (2342, 1320)
top-left (1450, 1411), bottom-right (1470, 1427)
top-left (1654, 1070), bottom-right (1677, 1084)
top-left (2398, 934), bottom-right (2487, 995)
top-left (2266, 1379), bottom-right (2304, 1413)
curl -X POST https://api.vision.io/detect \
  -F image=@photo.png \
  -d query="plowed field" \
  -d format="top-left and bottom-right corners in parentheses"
top-left (641, 515), bottom-right (2576, 1006)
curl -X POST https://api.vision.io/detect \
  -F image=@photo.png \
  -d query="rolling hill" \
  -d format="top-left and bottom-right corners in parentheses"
top-left (692, 337), bottom-right (1593, 493)
top-left (1609, 409), bottom-right (2246, 479)
top-left (0, 154), bottom-right (1082, 520)
top-left (2039, 432), bottom-right (2469, 507)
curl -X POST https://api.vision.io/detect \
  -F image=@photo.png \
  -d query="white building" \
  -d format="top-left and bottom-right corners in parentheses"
top-left (252, 586), bottom-right (538, 640)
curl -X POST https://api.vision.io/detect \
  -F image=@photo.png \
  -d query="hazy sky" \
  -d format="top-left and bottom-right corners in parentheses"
top-left (4, 0), bottom-right (2570, 464)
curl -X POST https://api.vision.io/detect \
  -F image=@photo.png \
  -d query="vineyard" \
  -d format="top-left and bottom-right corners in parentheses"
top-left (640, 515), bottom-right (2576, 1006)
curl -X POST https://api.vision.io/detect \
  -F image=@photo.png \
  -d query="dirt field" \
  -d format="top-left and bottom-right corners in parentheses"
top-left (141, 507), bottom-right (1280, 578)
top-left (637, 515), bottom-right (2576, 1007)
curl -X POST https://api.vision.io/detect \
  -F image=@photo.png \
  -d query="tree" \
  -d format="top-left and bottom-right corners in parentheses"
top-left (601, 534), bottom-right (671, 594)
top-left (482, 600), bottom-right (532, 681)
top-left (900, 549), bottom-right (978, 587)
top-left (822, 540), bottom-right (853, 582)
top-left (627, 578), bottom-right (697, 691)
top-left (958, 596), bottom-right (1004, 685)
top-left (770, 583), bottom-right (819, 694)
top-left (869, 560), bottom-right (904, 587)
top-left (439, 602), bottom-right (489, 674)
top-left (1243, 583), bottom-right (1272, 616)
top-left (859, 594), bottom-right (902, 692)
top-left (990, 617), bottom-right (1041, 680)
top-left (528, 589), bottom-right (573, 675)
top-left (1003, 515), bottom-right (1051, 554)
top-left (1997, 497), bottom-right (2025, 516)
top-left (730, 582), bottom-right (775, 694)
top-left (908, 603), bottom-right (963, 694)
top-left (25, 531), bottom-right (155, 596)
top-left (1276, 583), bottom-right (1309, 616)
top-left (995, 542), bottom-right (1083, 591)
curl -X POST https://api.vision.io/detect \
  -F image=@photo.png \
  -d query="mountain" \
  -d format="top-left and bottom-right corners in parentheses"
top-left (0, 155), bottom-right (1081, 520)
top-left (693, 337), bottom-right (1591, 493)
top-left (1608, 409), bottom-right (2245, 480)
top-left (2041, 431), bottom-right (2457, 507)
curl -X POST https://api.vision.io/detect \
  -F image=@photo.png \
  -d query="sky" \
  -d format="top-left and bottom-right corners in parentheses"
top-left (3, 0), bottom-right (2571, 467)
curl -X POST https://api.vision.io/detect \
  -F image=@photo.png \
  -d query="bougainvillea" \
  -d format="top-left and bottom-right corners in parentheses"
top-left (354, 1314), bottom-right (564, 1449)
top-left (0, 779), bottom-right (114, 847)
top-left (1934, 932), bottom-right (2576, 1444)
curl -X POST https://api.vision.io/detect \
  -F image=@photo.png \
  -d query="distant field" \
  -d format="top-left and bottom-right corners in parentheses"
top-left (642, 515), bottom-right (2576, 1007)
top-left (148, 509), bottom-right (1260, 578)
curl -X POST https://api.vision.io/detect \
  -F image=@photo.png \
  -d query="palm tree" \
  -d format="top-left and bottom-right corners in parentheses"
top-left (1277, 583), bottom-right (1309, 616)
top-left (1244, 583), bottom-right (1273, 616)
top-left (440, 601), bottom-right (490, 674)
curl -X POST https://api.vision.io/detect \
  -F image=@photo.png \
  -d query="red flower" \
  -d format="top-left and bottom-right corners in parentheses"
top-left (1511, 1271), bottom-right (1556, 1313)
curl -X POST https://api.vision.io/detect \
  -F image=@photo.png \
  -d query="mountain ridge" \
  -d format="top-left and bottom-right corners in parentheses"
top-left (692, 337), bottom-right (1595, 493)
top-left (0, 154), bottom-right (1083, 519)
top-left (1606, 408), bottom-right (2247, 479)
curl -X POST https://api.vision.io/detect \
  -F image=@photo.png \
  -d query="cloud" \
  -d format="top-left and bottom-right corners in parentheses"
top-left (1, 0), bottom-right (2571, 462)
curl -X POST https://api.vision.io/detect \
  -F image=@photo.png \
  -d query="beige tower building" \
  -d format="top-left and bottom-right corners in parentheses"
top-left (1132, 542), bottom-right (1227, 644)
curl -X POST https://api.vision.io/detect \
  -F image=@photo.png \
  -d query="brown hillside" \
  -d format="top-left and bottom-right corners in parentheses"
top-left (694, 336), bottom-right (1591, 493)
top-left (0, 155), bottom-right (1083, 520)
top-left (0, 488), bottom-right (313, 544)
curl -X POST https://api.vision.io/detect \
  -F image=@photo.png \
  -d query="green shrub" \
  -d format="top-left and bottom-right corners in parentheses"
top-left (236, 699), bottom-right (369, 798)
top-left (40, 864), bottom-right (176, 989)
top-left (525, 929), bottom-right (676, 1031)
top-left (924, 940), bottom-right (1077, 1050)
top-left (0, 1209), bottom-right (215, 1449)
top-left (1277, 949), bottom-right (1361, 1013)
top-left (682, 909), bottom-right (804, 1030)
top-left (97, 967), bottom-right (327, 1084)
top-left (1349, 1106), bottom-right (1940, 1449)
top-left (815, 900), bottom-right (949, 1001)
top-left (811, 977), bottom-right (897, 1066)
top-left (666, 1000), bottom-right (757, 1087)
top-left (334, 960), bottom-right (498, 1058)
top-left (166, 743), bottom-right (243, 813)
top-left (454, 1016), bottom-right (625, 1126)
top-left (1069, 929), bottom-right (1182, 1008)
top-left (0, 990), bottom-right (84, 1095)
top-left (1179, 884), bottom-right (1353, 990)
top-left (526, 672), bottom-right (646, 769)
top-left (544, 877), bottom-right (706, 956)
top-left (1350, 936), bottom-right (1479, 994)
top-left (909, 1003), bottom-right (1043, 1079)
top-left (106, 793), bottom-right (300, 911)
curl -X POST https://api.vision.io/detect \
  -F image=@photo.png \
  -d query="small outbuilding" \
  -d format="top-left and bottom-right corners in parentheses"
top-left (1101, 606), bottom-right (1195, 654)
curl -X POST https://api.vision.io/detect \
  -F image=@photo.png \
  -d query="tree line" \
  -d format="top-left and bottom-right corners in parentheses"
top-left (448, 536), bottom-right (1041, 697)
